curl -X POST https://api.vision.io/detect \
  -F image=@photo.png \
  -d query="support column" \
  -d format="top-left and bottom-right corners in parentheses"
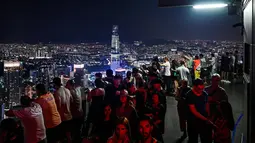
top-left (249, 0), bottom-right (255, 142)
top-left (245, 0), bottom-right (255, 142)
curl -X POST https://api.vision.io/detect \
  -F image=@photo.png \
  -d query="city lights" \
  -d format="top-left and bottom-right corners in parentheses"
top-left (4, 61), bottom-right (21, 68)
top-left (193, 3), bottom-right (228, 9)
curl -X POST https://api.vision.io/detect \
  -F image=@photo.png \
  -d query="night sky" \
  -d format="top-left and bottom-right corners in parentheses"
top-left (1, 0), bottom-right (242, 43)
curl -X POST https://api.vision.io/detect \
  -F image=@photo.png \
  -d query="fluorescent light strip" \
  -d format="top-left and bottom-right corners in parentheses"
top-left (193, 4), bottom-right (228, 9)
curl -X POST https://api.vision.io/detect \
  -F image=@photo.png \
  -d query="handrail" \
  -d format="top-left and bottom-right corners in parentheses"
top-left (232, 113), bottom-right (244, 143)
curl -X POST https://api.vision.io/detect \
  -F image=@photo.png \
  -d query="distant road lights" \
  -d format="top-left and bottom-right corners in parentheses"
top-left (193, 3), bottom-right (228, 9)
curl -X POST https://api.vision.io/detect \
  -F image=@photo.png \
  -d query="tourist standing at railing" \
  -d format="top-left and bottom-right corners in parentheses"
top-left (5, 96), bottom-right (47, 143)
top-left (176, 61), bottom-right (190, 85)
top-left (35, 84), bottom-right (62, 143)
top-left (53, 77), bottom-right (73, 143)
top-left (193, 55), bottom-right (201, 79)
top-left (209, 53), bottom-right (217, 76)
top-left (152, 56), bottom-right (161, 72)
top-left (160, 57), bottom-right (171, 96)
top-left (66, 79), bottom-right (84, 143)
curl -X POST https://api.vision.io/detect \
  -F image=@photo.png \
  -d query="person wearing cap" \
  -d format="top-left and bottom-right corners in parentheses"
top-left (52, 77), bottom-right (73, 142)
top-left (185, 78), bottom-right (214, 143)
top-left (116, 89), bottom-right (138, 140)
top-left (205, 74), bottom-right (228, 118)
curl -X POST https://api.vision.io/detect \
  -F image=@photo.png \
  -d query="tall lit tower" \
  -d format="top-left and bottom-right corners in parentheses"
top-left (110, 25), bottom-right (121, 73)
top-left (111, 25), bottom-right (120, 53)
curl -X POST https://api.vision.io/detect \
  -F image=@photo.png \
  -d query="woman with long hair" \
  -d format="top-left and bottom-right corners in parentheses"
top-left (92, 103), bottom-right (116, 143)
top-left (116, 89), bottom-right (138, 140)
top-left (107, 117), bottom-right (132, 143)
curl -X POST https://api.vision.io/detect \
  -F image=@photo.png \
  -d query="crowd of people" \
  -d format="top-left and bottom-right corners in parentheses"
top-left (0, 55), bottom-right (235, 143)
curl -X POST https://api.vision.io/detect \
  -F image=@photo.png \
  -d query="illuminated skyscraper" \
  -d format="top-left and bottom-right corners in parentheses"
top-left (0, 61), bottom-right (4, 103)
top-left (110, 25), bottom-right (121, 72)
top-left (3, 61), bottom-right (22, 108)
top-left (111, 25), bottom-right (120, 53)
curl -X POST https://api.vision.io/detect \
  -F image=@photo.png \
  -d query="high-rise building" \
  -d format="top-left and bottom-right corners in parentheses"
top-left (3, 61), bottom-right (22, 108)
top-left (0, 61), bottom-right (4, 104)
top-left (111, 25), bottom-right (121, 72)
top-left (0, 61), bottom-right (3, 77)
top-left (111, 25), bottom-right (120, 53)
top-left (0, 76), bottom-right (4, 103)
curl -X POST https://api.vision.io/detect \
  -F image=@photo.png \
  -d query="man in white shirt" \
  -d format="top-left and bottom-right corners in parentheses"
top-left (161, 57), bottom-right (172, 95)
top-left (53, 77), bottom-right (73, 142)
top-left (6, 96), bottom-right (46, 143)
top-left (66, 79), bottom-right (84, 143)
top-left (210, 53), bottom-right (216, 73)
top-left (176, 61), bottom-right (190, 83)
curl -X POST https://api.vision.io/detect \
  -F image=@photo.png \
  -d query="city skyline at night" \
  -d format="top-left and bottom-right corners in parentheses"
top-left (1, 0), bottom-right (242, 43)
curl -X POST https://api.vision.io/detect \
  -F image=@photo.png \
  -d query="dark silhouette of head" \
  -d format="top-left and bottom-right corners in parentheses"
top-left (20, 96), bottom-right (32, 107)
top-left (36, 84), bottom-right (47, 96)
top-left (106, 69), bottom-right (113, 77)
